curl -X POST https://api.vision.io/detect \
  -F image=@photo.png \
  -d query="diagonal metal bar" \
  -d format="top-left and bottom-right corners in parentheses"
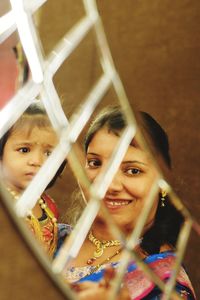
top-left (84, 0), bottom-right (137, 130)
top-left (24, 0), bottom-right (47, 13)
top-left (0, 80), bottom-right (40, 138)
top-left (62, 72), bottom-right (113, 142)
top-left (52, 125), bottom-right (136, 273)
top-left (10, 0), bottom-right (44, 83)
top-left (41, 76), bottom-right (69, 131)
top-left (46, 14), bottom-right (98, 76)
top-left (163, 219), bottom-right (193, 300)
top-left (0, 182), bottom-right (77, 300)
top-left (15, 134), bottom-right (71, 217)
top-left (0, 11), bottom-right (15, 43)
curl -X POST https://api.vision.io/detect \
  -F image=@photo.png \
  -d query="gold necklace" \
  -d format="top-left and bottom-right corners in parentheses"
top-left (87, 231), bottom-right (121, 265)
top-left (89, 247), bottom-right (123, 274)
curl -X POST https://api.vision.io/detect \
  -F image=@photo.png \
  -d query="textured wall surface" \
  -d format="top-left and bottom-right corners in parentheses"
top-left (0, 1), bottom-right (199, 299)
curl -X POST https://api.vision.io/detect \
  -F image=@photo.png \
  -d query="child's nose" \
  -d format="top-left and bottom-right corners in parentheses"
top-left (28, 151), bottom-right (44, 167)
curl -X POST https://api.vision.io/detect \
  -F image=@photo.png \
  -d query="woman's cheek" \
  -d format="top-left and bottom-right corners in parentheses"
top-left (86, 169), bottom-right (100, 182)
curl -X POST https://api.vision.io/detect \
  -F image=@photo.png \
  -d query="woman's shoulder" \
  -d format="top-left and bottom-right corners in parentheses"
top-left (54, 223), bottom-right (72, 257)
top-left (58, 223), bottom-right (72, 237)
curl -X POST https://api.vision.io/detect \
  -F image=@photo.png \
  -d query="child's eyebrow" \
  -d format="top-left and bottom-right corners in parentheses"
top-left (43, 143), bottom-right (55, 148)
top-left (14, 142), bottom-right (55, 148)
top-left (14, 142), bottom-right (32, 146)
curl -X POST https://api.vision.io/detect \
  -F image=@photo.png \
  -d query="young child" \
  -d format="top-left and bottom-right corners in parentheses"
top-left (0, 103), bottom-right (66, 258)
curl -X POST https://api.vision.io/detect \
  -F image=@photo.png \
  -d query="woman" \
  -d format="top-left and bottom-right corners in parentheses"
top-left (60, 106), bottom-right (196, 299)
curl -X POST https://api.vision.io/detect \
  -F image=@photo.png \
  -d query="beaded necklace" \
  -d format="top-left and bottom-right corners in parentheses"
top-left (7, 188), bottom-right (58, 257)
top-left (89, 247), bottom-right (123, 275)
top-left (85, 232), bottom-right (143, 275)
top-left (87, 231), bottom-right (121, 265)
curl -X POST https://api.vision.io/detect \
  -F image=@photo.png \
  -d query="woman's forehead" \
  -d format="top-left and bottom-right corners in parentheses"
top-left (91, 127), bottom-right (141, 149)
top-left (88, 128), bottom-right (152, 161)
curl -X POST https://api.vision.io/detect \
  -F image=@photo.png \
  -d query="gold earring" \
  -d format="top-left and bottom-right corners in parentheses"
top-left (161, 190), bottom-right (167, 207)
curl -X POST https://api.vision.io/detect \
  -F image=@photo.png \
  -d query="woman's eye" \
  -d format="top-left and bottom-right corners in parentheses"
top-left (18, 147), bottom-right (30, 153)
top-left (125, 168), bottom-right (141, 175)
top-left (87, 159), bottom-right (101, 168)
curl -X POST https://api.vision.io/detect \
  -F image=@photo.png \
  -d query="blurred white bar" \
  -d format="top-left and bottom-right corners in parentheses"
top-left (0, 80), bottom-right (40, 138)
top-left (42, 76), bottom-right (69, 131)
top-left (83, 0), bottom-right (99, 22)
top-left (110, 180), bottom-right (160, 300)
top-left (127, 181), bottom-right (160, 249)
top-left (52, 199), bottom-right (100, 273)
top-left (52, 125), bottom-right (136, 273)
top-left (84, 0), bottom-right (115, 77)
top-left (41, 72), bottom-right (112, 139)
top-left (64, 72), bottom-right (113, 143)
top-left (0, 0), bottom-right (46, 43)
top-left (46, 14), bottom-right (98, 76)
top-left (24, 0), bottom-right (47, 13)
top-left (84, 0), bottom-right (136, 126)
top-left (10, 0), bottom-right (43, 83)
top-left (0, 11), bottom-right (15, 43)
top-left (164, 219), bottom-right (193, 300)
top-left (91, 125), bottom-right (136, 199)
top-left (15, 133), bottom-right (71, 217)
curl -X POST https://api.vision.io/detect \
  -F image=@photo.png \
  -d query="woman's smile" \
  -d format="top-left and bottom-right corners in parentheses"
top-left (104, 198), bottom-right (133, 210)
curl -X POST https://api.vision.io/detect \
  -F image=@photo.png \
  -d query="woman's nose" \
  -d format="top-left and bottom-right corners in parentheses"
top-left (107, 172), bottom-right (123, 193)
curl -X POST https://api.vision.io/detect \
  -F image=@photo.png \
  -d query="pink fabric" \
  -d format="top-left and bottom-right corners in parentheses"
top-left (0, 49), bottom-right (18, 109)
top-left (125, 255), bottom-right (196, 300)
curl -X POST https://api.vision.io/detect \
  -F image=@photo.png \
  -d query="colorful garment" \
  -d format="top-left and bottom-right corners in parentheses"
top-left (26, 193), bottom-right (59, 258)
top-left (6, 187), bottom-right (59, 257)
top-left (63, 250), bottom-right (196, 299)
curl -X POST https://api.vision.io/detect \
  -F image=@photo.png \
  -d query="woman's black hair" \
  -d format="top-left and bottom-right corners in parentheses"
top-left (0, 103), bottom-right (66, 190)
top-left (84, 105), bottom-right (183, 254)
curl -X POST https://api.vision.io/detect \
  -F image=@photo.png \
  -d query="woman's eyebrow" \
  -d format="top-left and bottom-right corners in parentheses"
top-left (86, 152), bottom-right (100, 156)
top-left (121, 160), bottom-right (148, 166)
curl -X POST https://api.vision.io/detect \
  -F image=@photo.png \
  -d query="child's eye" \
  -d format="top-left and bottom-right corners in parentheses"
top-left (44, 150), bottom-right (52, 156)
top-left (18, 147), bottom-right (30, 153)
top-left (125, 168), bottom-right (141, 176)
top-left (86, 158), bottom-right (101, 168)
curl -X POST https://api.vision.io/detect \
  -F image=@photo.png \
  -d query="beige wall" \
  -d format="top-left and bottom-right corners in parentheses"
top-left (1, 1), bottom-right (199, 299)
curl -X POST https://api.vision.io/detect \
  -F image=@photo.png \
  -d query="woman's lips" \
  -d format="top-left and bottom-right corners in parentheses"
top-left (104, 198), bottom-right (132, 210)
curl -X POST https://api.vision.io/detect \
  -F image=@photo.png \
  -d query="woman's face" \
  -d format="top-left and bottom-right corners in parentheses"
top-left (85, 127), bottom-right (160, 234)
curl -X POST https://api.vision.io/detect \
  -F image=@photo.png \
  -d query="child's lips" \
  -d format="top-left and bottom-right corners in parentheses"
top-left (25, 172), bottom-right (36, 178)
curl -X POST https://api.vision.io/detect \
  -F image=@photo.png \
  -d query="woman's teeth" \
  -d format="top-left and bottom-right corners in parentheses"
top-left (106, 200), bottom-right (131, 206)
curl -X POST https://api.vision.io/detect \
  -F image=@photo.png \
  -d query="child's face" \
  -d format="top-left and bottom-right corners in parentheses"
top-left (1, 126), bottom-right (58, 193)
